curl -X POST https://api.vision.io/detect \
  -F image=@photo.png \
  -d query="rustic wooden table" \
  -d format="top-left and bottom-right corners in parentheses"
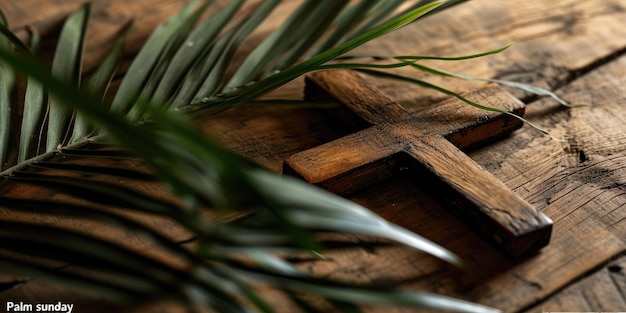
top-left (2, 0), bottom-right (626, 312)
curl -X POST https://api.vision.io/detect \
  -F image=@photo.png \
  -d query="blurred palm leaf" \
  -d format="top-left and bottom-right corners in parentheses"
top-left (0, 1), bottom-right (504, 312)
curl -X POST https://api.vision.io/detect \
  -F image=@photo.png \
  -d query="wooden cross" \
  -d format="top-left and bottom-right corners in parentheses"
top-left (284, 69), bottom-right (552, 257)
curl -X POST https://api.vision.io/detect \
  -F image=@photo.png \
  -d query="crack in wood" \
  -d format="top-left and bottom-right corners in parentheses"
top-left (580, 287), bottom-right (602, 311)
top-left (522, 44), bottom-right (626, 105)
top-left (608, 263), bottom-right (626, 306)
top-left (513, 272), bottom-right (543, 291)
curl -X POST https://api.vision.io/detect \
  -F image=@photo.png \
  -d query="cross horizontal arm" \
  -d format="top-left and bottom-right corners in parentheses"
top-left (284, 125), bottom-right (406, 195)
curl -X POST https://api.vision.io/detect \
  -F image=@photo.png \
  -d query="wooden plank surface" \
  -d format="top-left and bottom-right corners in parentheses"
top-left (525, 256), bottom-right (626, 312)
top-left (2, 0), bottom-right (626, 312)
top-left (197, 1), bottom-right (626, 311)
top-left (0, 0), bottom-right (225, 73)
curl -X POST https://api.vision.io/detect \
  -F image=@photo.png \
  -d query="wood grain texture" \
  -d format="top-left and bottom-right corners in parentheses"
top-left (2, 0), bottom-right (626, 312)
top-left (201, 0), bottom-right (626, 310)
top-left (303, 70), bottom-right (412, 124)
top-left (304, 70), bottom-right (528, 148)
top-left (525, 257), bottom-right (626, 312)
top-left (284, 125), bottom-right (402, 192)
top-left (403, 132), bottom-right (552, 257)
top-left (289, 45), bottom-right (626, 313)
top-left (0, 0), bottom-right (216, 73)
top-left (349, 0), bottom-right (626, 107)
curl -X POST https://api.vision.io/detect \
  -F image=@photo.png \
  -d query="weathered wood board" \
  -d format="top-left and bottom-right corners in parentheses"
top-left (2, 0), bottom-right (626, 312)
top-left (525, 256), bottom-right (626, 312)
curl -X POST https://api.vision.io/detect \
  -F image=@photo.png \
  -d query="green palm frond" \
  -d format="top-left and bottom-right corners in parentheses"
top-left (0, 10), bottom-right (15, 168)
top-left (0, 0), bottom-right (445, 169)
top-left (0, 0), bottom-right (563, 311)
top-left (0, 62), bottom-right (496, 311)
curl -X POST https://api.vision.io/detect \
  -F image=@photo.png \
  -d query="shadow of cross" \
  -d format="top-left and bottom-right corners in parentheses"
top-left (283, 69), bottom-right (552, 258)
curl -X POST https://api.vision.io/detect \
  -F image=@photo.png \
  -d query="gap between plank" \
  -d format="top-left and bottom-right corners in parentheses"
top-left (521, 44), bottom-right (626, 105)
top-left (516, 249), bottom-right (626, 313)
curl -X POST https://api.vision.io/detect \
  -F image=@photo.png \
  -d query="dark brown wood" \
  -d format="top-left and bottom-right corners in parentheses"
top-left (284, 69), bottom-right (552, 257)
top-left (4, 1), bottom-right (626, 312)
